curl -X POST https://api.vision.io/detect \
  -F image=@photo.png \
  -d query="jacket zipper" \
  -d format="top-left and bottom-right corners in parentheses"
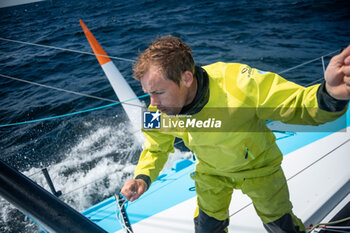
top-left (245, 147), bottom-right (255, 160)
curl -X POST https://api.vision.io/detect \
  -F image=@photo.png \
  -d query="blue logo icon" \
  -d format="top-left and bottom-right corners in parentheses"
top-left (143, 110), bottom-right (161, 129)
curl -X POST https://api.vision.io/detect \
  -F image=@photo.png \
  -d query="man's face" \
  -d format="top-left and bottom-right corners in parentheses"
top-left (141, 65), bottom-right (189, 115)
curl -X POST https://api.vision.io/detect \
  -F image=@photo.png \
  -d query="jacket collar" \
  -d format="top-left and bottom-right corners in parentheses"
top-left (179, 66), bottom-right (210, 115)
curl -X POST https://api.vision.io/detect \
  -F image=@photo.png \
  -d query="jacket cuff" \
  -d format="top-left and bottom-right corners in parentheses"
top-left (135, 174), bottom-right (151, 191)
top-left (317, 82), bottom-right (349, 112)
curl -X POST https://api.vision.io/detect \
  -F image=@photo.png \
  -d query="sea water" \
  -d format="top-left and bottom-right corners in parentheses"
top-left (0, 0), bottom-right (349, 232)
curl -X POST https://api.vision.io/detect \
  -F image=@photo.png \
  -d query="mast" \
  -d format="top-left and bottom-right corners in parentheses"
top-left (80, 20), bottom-right (145, 141)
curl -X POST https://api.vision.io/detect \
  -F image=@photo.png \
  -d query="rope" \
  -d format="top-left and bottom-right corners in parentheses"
top-left (306, 76), bottom-right (325, 87)
top-left (277, 49), bottom-right (340, 75)
top-left (0, 73), bottom-right (118, 103)
top-left (26, 169), bottom-right (44, 179)
top-left (0, 37), bottom-right (135, 63)
top-left (0, 37), bottom-right (340, 74)
top-left (314, 229), bottom-right (350, 233)
top-left (0, 94), bottom-right (149, 128)
top-left (321, 56), bottom-right (326, 76)
top-left (308, 216), bottom-right (350, 232)
top-left (115, 194), bottom-right (133, 233)
top-left (0, 46), bottom-right (340, 127)
top-left (61, 173), bottom-right (111, 197)
top-left (325, 226), bottom-right (350, 229)
top-left (230, 139), bottom-right (350, 219)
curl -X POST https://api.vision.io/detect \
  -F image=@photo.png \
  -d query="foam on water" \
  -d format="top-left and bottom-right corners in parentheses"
top-left (0, 118), bottom-right (190, 232)
top-left (1, 120), bottom-right (138, 232)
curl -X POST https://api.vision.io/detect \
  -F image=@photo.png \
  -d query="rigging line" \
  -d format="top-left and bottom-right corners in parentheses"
top-left (1, 73), bottom-right (147, 107)
top-left (0, 102), bottom-right (116, 127)
top-left (61, 173), bottom-right (111, 197)
top-left (174, 140), bottom-right (184, 146)
top-left (0, 56), bottom-right (329, 107)
top-left (0, 94), bottom-right (149, 128)
top-left (0, 37), bottom-right (341, 74)
top-left (322, 217), bottom-right (350, 226)
top-left (286, 138), bottom-right (349, 182)
top-left (321, 56), bottom-right (326, 76)
top-left (306, 76), bottom-right (325, 87)
top-left (323, 226), bottom-right (350, 229)
top-left (61, 167), bottom-right (135, 197)
top-left (308, 216), bottom-right (350, 232)
top-left (39, 141), bottom-right (136, 197)
top-left (26, 170), bottom-right (44, 179)
top-left (0, 37), bottom-right (135, 63)
top-left (277, 49), bottom-right (341, 75)
top-left (0, 73), bottom-right (118, 103)
top-left (310, 229), bottom-right (350, 233)
top-left (115, 194), bottom-right (133, 233)
top-left (0, 47), bottom-right (340, 97)
top-left (229, 202), bottom-right (253, 218)
top-left (230, 138), bottom-right (350, 219)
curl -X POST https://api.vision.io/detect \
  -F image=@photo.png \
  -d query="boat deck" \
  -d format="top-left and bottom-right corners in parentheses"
top-left (82, 109), bottom-right (349, 233)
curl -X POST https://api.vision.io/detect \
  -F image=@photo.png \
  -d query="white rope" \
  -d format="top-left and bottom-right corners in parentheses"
top-left (308, 215), bottom-right (350, 233)
top-left (1, 37), bottom-right (341, 75)
top-left (324, 226), bottom-right (350, 229)
top-left (0, 37), bottom-right (135, 63)
top-left (1, 35), bottom-right (342, 89)
top-left (318, 229), bottom-right (350, 233)
top-left (1, 47), bottom-right (340, 103)
top-left (115, 194), bottom-right (133, 233)
top-left (26, 170), bottom-right (43, 179)
top-left (0, 73), bottom-right (146, 108)
top-left (0, 73), bottom-right (118, 103)
top-left (231, 139), bottom-right (350, 220)
top-left (277, 49), bottom-right (340, 75)
top-left (306, 76), bottom-right (325, 87)
top-left (321, 56), bottom-right (326, 77)
top-left (62, 174), bottom-right (111, 197)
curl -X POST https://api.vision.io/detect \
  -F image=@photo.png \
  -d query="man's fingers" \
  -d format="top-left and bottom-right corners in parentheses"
top-left (344, 75), bottom-right (350, 86)
top-left (137, 183), bottom-right (145, 194)
top-left (121, 188), bottom-right (132, 200)
top-left (122, 189), bottom-right (136, 198)
top-left (130, 180), bottom-right (147, 201)
top-left (120, 179), bottom-right (147, 202)
top-left (129, 192), bottom-right (142, 202)
top-left (121, 180), bottom-right (137, 200)
top-left (345, 54), bottom-right (350, 66)
top-left (128, 187), bottom-right (142, 202)
top-left (341, 65), bottom-right (350, 76)
top-left (334, 45), bottom-right (350, 64)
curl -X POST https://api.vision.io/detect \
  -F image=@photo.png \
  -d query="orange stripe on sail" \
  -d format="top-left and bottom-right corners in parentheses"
top-left (79, 19), bottom-right (111, 66)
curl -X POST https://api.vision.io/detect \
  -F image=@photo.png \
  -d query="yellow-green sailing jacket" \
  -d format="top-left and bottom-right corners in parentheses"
top-left (134, 62), bottom-right (348, 187)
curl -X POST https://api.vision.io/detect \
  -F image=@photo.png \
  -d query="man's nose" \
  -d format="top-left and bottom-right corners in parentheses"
top-left (150, 95), bottom-right (160, 106)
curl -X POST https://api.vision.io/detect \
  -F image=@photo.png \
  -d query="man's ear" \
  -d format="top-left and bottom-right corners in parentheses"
top-left (181, 71), bottom-right (194, 88)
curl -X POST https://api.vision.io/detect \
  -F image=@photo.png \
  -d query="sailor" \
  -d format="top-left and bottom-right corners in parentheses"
top-left (121, 35), bottom-right (350, 233)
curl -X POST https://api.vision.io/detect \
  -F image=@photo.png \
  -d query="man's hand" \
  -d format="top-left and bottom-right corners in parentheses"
top-left (325, 45), bottom-right (350, 100)
top-left (121, 179), bottom-right (147, 202)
